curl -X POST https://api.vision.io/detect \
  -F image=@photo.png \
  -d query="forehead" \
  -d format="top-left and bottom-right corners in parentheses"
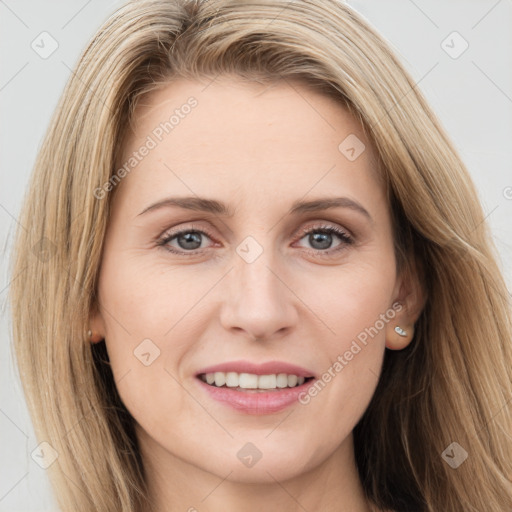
top-left (113, 77), bottom-right (383, 211)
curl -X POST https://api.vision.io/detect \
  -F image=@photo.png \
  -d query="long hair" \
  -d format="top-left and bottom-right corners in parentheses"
top-left (9, 1), bottom-right (512, 511)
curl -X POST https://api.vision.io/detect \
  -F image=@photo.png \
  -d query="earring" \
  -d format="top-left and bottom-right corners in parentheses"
top-left (87, 330), bottom-right (103, 343)
top-left (394, 326), bottom-right (407, 337)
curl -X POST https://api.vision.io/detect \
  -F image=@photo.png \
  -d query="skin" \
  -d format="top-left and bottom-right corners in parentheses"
top-left (90, 76), bottom-right (423, 512)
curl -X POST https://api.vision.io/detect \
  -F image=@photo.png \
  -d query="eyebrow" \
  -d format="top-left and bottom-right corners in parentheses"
top-left (137, 196), bottom-right (372, 221)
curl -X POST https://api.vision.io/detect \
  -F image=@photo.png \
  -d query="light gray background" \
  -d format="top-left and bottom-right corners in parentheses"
top-left (1, 1), bottom-right (511, 510)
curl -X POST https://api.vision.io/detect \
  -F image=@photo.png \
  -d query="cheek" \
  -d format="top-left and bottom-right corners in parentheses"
top-left (98, 251), bottom-right (211, 348)
top-left (326, 264), bottom-right (396, 348)
top-left (302, 241), bottom-right (396, 351)
top-left (296, 257), bottom-right (396, 419)
top-left (96, 253), bottom-right (219, 425)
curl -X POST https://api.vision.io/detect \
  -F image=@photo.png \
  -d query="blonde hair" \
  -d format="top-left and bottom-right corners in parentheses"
top-left (9, 0), bottom-right (512, 511)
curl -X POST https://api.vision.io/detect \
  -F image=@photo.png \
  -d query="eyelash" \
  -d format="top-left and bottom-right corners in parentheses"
top-left (156, 223), bottom-right (354, 258)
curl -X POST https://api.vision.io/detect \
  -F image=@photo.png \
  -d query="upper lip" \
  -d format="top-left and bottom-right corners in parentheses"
top-left (196, 360), bottom-right (316, 378)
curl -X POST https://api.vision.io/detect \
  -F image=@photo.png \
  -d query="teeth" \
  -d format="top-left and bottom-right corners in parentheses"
top-left (225, 372), bottom-right (239, 387)
top-left (288, 374), bottom-right (298, 387)
top-left (258, 374), bottom-right (276, 389)
top-left (239, 373), bottom-right (258, 388)
top-left (200, 372), bottom-right (311, 389)
top-left (214, 372), bottom-right (226, 387)
top-left (276, 373), bottom-right (288, 388)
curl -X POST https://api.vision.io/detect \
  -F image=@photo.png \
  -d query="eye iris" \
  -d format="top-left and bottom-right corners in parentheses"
top-left (169, 228), bottom-right (342, 252)
top-left (178, 231), bottom-right (202, 250)
top-left (309, 232), bottom-right (332, 250)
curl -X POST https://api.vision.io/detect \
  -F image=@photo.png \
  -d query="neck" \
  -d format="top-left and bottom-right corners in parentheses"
top-left (139, 429), bottom-right (373, 512)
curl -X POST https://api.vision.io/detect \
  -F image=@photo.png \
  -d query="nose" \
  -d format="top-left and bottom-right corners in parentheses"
top-left (219, 248), bottom-right (298, 341)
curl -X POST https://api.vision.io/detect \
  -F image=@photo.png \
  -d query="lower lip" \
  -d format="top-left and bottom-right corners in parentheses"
top-left (196, 377), bottom-right (316, 415)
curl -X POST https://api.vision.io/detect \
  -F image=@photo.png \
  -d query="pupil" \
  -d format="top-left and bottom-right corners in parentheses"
top-left (178, 232), bottom-right (202, 250)
top-left (310, 232), bottom-right (332, 250)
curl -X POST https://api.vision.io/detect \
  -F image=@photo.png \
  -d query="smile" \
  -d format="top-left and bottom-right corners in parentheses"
top-left (198, 372), bottom-right (314, 391)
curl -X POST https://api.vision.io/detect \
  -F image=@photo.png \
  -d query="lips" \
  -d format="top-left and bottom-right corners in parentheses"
top-left (194, 360), bottom-right (317, 414)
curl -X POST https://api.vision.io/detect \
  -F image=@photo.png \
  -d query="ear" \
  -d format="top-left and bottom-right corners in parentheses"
top-left (385, 262), bottom-right (426, 350)
top-left (88, 301), bottom-right (106, 344)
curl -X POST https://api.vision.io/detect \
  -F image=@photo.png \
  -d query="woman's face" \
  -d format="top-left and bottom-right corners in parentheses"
top-left (92, 76), bottom-right (412, 484)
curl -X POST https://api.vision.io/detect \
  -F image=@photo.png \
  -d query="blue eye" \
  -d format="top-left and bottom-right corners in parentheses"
top-left (158, 227), bottom-right (214, 253)
top-left (295, 225), bottom-right (353, 254)
top-left (167, 231), bottom-right (205, 251)
top-left (157, 223), bottom-right (353, 257)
